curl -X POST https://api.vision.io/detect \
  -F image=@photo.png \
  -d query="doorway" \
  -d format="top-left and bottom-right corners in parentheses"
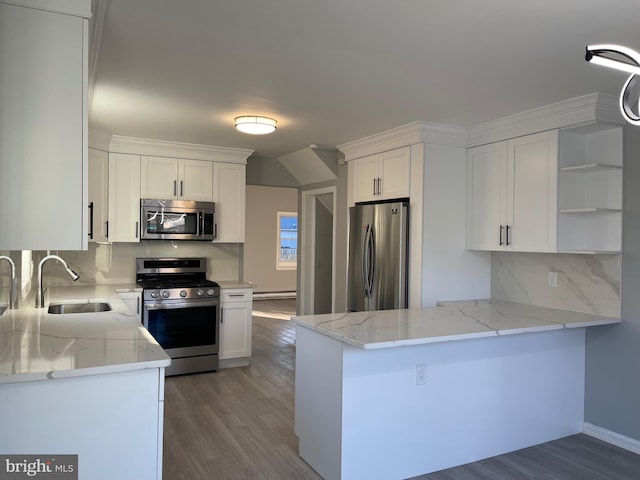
top-left (300, 186), bottom-right (336, 315)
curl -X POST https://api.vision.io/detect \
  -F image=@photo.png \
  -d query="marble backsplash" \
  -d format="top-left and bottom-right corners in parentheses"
top-left (491, 252), bottom-right (621, 317)
top-left (29, 241), bottom-right (242, 286)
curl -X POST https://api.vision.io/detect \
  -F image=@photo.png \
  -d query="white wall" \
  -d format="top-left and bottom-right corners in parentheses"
top-left (244, 185), bottom-right (297, 294)
top-left (421, 143), bottom-right (491, 306)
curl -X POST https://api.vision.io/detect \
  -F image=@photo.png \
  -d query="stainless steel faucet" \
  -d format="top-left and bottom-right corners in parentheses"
top-left (35, 255), bottom-right (80, 308)
top-left (0, 256), bottom-right (18, 309)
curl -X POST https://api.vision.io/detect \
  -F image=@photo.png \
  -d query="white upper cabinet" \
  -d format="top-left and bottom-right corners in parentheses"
top-left (108, 153), bottom-right (141, 243)
top-left (88, 148), bottom-right (109, 243)
top-left (0, 1), bottom-right (90, 250)
top-left (352, 147), bottom-right (411, 203)
top-left (467, 126), bottom-right (623, 253)
top-left (467, 130), bottom-right (559, 252)
top-left (212, 163), bottom-right (246, 242)
top-left (141, 156), bottom-right (213, 202)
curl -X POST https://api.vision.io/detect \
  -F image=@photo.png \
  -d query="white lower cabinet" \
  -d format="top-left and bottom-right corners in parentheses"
top-left (219, 288), bottom-right (253, 367)
top-left (0, 368), bottom-right (165, 480)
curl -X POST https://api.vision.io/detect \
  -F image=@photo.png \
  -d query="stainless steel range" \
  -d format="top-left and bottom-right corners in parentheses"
top-left (136, 257), bottom-right (220, 376)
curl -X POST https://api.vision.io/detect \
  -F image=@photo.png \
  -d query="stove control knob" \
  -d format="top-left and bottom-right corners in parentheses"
top-left (196, 289), bottom-right (204, 297)
top-left (150, 291), bottom-right (160, 299)
top-left (207, 289), bottom-right (215, 297)
top-left (161, 290), bottom-right (170, 299)
top-left (180, 290), bottom-right (187, 298)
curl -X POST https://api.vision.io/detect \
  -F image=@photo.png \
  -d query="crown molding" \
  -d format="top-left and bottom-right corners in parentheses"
top-left (0, 0), bottom-right (91, 17)
top-left (88, 128), bottom-right (111, 151)
top-left (338, 121), bottom-right (468, 161)
top-left (108, 135), bottom-right (254, 164)
top-left (467, 93), bottom-right (624, 147)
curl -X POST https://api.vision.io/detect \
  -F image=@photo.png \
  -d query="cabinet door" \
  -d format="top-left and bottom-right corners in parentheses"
top-left (118, 291), bottom-right (142, 321)
top-left (212, 163), bottom-right (246, 242)
top-left (179, 159), bottom-right (213, 201)
top-left (352, 154), bottom-right (380, 203)
top-left (220, 297), bottom-right (252, 359)
top-left (108, 153), bottom-right (141, 243)
top-left (466, 141), bottom-right (508, 250)
top-left (140, 156), bottom-right (177, 199)
top-left (380, 147), bottom-right (410, 199)
top-left (88, 148), bottom-right (109, 243)
top-left (508, 131), bottom-right (558, 252)
top-left (0, 3), bottom-right (88, 250)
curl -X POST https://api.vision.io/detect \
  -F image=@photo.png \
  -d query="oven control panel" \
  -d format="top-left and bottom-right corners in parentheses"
top-left (145, 287), bottom-right (220, 301)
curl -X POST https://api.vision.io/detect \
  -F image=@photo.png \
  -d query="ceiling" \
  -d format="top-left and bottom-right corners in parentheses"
top-left (89, 0), bottom-right (640, 160)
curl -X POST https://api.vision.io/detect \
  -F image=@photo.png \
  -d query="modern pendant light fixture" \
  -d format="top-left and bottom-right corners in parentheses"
top-left (234, 115), bottom-right (277, 135)
top-left (585, 44), bottom-right (640, 125)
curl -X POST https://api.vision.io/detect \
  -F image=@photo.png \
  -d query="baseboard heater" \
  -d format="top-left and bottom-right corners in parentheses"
top-left (253, 291), bottom-right (296, 299)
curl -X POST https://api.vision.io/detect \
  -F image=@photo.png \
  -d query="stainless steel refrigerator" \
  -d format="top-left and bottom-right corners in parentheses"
top-left (347, 200), bottom-right (409, 312)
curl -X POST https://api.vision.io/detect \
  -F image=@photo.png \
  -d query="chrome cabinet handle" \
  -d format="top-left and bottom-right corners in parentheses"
top-left (506, 225), bottom-right (511, 246)
top-left (135, 221), bottom-right (139, 239)
top-left (173, 180), bottom-right (177, 196)
top-left (499, 225), bottom-right (504, 246)
top-left (180, 180), bottom-right (184, 197)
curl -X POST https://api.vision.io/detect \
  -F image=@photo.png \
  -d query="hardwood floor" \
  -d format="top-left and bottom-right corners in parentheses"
top-left (163, 299), bottom-right (640, 480)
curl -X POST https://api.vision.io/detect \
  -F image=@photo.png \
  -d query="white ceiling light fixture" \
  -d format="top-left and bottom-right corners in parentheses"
top-left (234, 115), bottom-right (277, 135)
top-left (585, 44), bottom-right (640, 126)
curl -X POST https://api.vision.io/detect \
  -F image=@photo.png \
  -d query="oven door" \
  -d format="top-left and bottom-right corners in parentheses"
top-left (142, 300), bottom-right (219, 358)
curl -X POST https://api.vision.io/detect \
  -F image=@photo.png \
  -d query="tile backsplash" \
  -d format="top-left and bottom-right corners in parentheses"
top-left (491, 252), bottom-right (621, 317)
top-left (32, 241), bottom-right (241, 286)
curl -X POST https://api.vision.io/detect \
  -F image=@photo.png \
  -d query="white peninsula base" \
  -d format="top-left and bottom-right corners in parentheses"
top-left (295, 326), bottom-right (586, 480)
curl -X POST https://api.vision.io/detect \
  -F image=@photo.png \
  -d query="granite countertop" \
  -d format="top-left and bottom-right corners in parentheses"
top-left (0, 284), bottom-right (169, 385)
top-left (292, 299), bottom-right (621, 349)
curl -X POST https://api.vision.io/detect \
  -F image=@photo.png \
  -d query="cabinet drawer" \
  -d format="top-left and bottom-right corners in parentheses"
top-left (221, 289), bottom-right (253, 303)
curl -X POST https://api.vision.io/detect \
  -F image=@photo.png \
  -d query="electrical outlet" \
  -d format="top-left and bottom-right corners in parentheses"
top-left (548, 271), bottom-right (558, 288)
top-left (416, 364), bottom-right (427, 386)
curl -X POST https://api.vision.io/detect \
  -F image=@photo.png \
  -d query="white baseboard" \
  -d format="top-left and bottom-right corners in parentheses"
top-left (583, 422), bottom-right (640, 454)
top-left (253, 292), bottom-right (296, 299)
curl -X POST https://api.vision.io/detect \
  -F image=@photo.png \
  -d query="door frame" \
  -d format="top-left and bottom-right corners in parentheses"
top-left (300, 186), bottom-right (337, 315)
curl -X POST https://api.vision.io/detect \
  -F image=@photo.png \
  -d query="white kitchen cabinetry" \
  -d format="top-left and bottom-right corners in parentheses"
top-left (141, 156), bottom-right (213, 202)
top-left (108, 153), bottom-right (141, 243)
top-left (213, 163), bottom-right (246, 242)
top-left (118, 290), bottom-right (142, 321)
top-left (0, 0), bottom-right (90, 250)
top-left (219, 287), bottom-right (253, 367)
top-left (1, 368), bottom-right (165, 480)
top-left (352, 147), bottom-right (410, 203)
top-left (467, 126), bottom-right (623, 253)
top-left (466, 130), bottom-right (559, 252)
top-left (88, 148), bottom-right (109, 243)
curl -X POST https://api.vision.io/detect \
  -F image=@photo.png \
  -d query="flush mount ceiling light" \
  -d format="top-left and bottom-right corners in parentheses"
top-left (234, 116), bottom-right (277, 135)
top-left (585, 44), bottom-right (640, 126)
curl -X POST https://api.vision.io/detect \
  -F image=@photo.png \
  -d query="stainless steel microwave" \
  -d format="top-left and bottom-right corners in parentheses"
top-left (140, 199), bottom-right (215, 240)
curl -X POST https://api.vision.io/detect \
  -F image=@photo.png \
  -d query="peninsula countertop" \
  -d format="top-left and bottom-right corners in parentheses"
top-left (0, 284), bottom-right (169, 384)
top-left (292, 299), bottom-right (621, 349)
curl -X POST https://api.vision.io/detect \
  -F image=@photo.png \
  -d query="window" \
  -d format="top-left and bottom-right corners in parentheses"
top-left (277, 212), bottom-right (298, 270)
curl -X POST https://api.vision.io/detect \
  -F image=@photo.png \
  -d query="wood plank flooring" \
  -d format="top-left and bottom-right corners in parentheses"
top-left (163, 299), bottom-right (640, 480)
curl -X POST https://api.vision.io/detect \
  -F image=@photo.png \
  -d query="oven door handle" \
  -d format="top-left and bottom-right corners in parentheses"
top-left (144, 300), bottom-right (220, 310)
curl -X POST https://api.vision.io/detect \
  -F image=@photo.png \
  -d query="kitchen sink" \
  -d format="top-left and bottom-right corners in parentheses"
top-left (47, 302), bottom-right (112, 315)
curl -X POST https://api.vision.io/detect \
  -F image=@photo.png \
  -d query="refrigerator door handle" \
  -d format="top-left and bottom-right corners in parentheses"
top-left (362, 225), bottom-right (369, 298)
top-left (366, 224), bottom-right (375, 298)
